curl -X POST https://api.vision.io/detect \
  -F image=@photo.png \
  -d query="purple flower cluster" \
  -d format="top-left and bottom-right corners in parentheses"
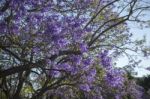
top-left (100, 50), bottom-right (125, 88)
top-left (100, 50), bottom-right (112, 68)
top-left (104, 69), bottom-right (125, 88)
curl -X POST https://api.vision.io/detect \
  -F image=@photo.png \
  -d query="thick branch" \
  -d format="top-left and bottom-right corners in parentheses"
top-left (0, 50), bottom-right (81, 78)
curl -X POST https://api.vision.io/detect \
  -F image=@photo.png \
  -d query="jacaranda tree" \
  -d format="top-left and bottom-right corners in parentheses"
top-left (0, 0), bottom-right (150, 99)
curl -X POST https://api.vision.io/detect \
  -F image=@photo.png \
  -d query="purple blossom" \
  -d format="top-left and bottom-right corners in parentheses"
top-left (80, 43), bottom-right (88, 53)
top-left (70, 66), bottom-right (78, 75)
top-left (79, 84), bottom-right (91, 92)
top-left (105, 69), bottom-right (125, 88)
top-left (87, 69), bottom-right (96, 83)
top-left (82, 58), bottom-right (92, 71)
top-left (32, 47), bottom-right (40, 53)
top-left (99, 50), bottom-right (112, 68)
top-left (115, 94), bottom-right (121, 99)
top-left (60, 63), bottom-right (71, 70)
top-left (71, 55), bottom-right (82, 65)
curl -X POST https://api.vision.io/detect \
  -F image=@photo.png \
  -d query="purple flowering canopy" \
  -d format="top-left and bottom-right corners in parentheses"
top-left (0, 0), bottom-right (149, 99)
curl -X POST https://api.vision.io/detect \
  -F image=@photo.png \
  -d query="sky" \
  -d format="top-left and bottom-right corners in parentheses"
top-left (116, 11), bottom-right (150, 77)
top-left (116, 27), bottom-right (150, 77)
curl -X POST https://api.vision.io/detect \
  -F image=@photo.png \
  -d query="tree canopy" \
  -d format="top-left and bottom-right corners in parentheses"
top-left (0, 0), bottom-right (150, 99)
